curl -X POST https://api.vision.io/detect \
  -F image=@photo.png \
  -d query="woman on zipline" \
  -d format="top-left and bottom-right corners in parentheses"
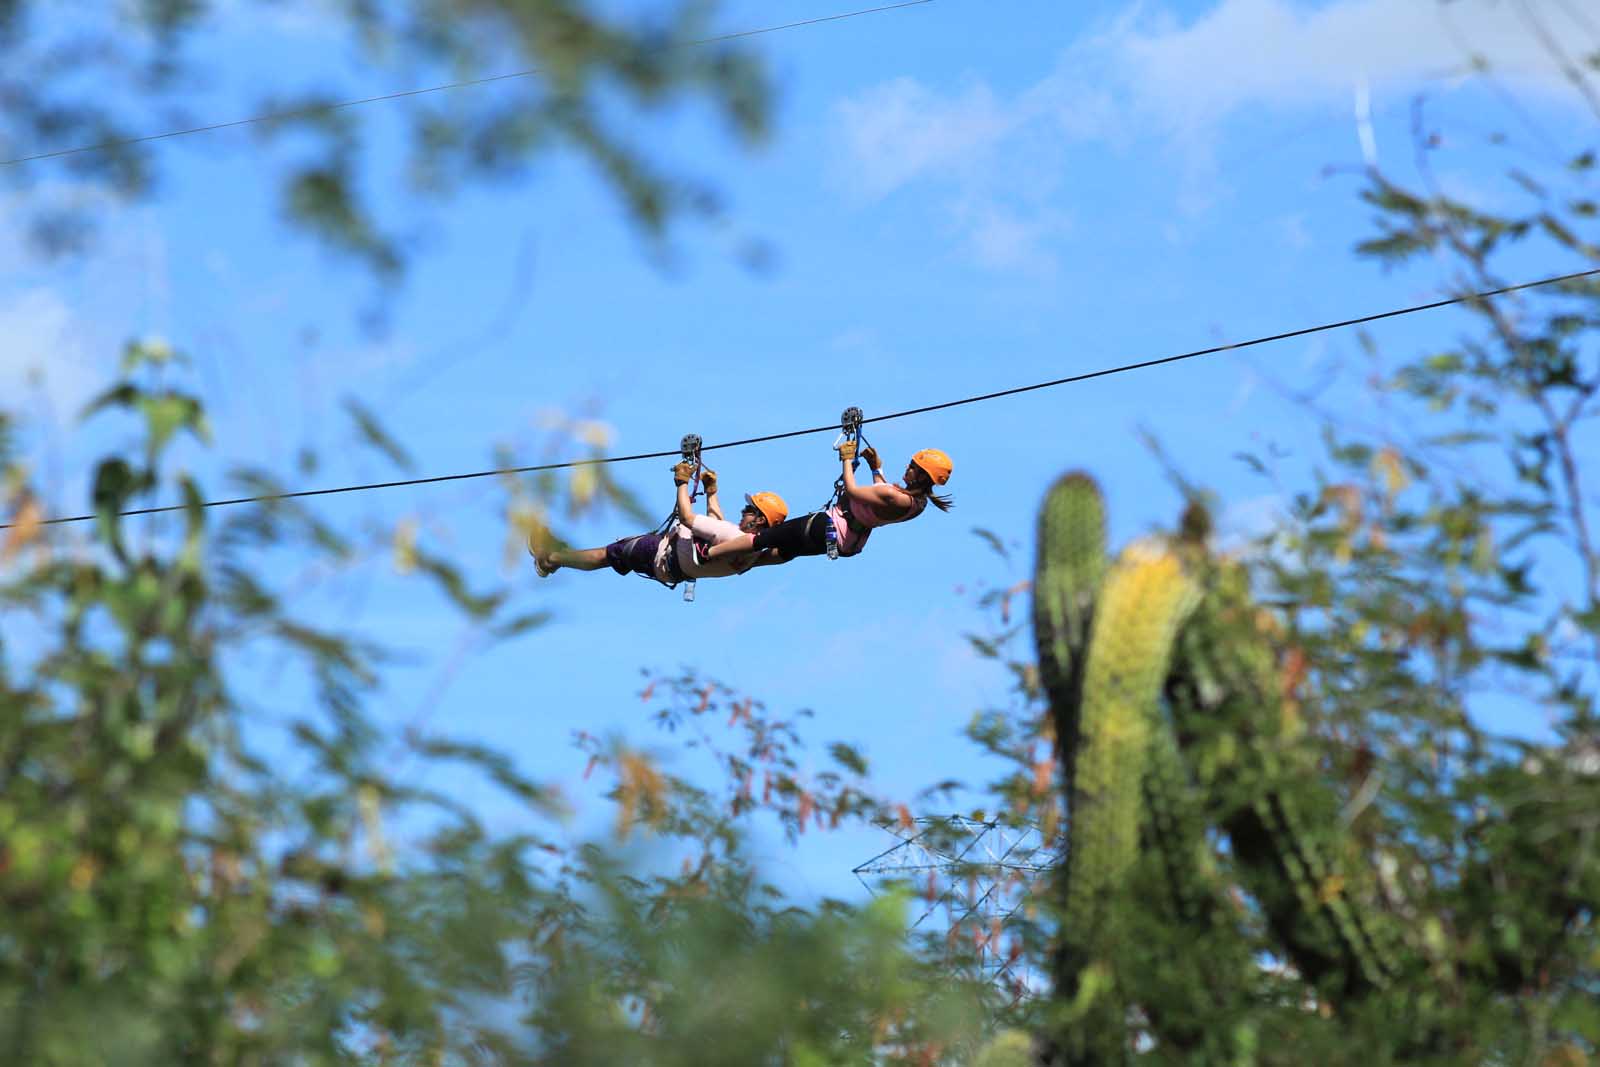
top-left (530, 461), bottom-right (788, 583)
top-left (701, 441), bottom-right (952, 565)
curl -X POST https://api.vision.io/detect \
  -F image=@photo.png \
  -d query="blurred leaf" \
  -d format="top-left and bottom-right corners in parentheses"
top-left (411, 544), bottom-right (505, 618)
top-left (973, 526), bottom-right (1011, 562)
top-left (490, 609), bottom-right (552, 639)
top-left (343, 397), bottom-right (414, 471)
top-left (827, 742), bottom-right (869, 777)
top-left (2, 491), bottom-right (41, 560)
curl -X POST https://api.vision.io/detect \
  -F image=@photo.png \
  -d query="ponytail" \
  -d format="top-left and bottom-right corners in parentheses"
top-left (909, 483), bottom-right (954, 512)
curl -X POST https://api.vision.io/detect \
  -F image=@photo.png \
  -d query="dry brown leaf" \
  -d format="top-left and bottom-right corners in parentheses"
top-left (2, 493), bottom-right (42, 561)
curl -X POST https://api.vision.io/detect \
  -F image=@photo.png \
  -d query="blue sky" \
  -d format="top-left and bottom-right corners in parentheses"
top-left (3, 0), bottom-right (1597, 901)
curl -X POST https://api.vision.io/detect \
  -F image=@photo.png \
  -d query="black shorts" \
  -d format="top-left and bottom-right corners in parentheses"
top-left (604, 532), bottom-right (685, 584)
top-left (605, 533), bottom-right (664, 579)
top-left (752, 513), bottom-right (830, 560)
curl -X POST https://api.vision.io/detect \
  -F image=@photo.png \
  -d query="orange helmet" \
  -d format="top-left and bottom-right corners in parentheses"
top-left (743, 491), bottom-right (788, 527)
top-left (911, 448), bottom-right (953, 486)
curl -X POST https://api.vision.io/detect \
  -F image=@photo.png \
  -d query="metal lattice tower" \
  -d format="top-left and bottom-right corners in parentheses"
top-left (852, 815), bottom-right (1055, 996)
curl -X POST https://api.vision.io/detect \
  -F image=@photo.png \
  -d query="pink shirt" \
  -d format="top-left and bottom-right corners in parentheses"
top-left (829, 491), bottom-right (927, 556)
top-left (675, 514), bottom-right (756, 578)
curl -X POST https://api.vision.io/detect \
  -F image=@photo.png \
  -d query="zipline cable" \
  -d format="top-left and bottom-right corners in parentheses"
top-left (10, 265), bottom-right (1600, 530)
top-left (0, 0), bottom-right (935, 167)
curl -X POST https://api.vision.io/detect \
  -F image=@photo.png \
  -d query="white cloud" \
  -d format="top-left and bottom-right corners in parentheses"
top-left (299, 337), bottom-right (421, 404)
top-left (832, 77), bottom-right (1073, 273)
top-left (835, 77), bottom-right (1017, 199)
top-left (952, 197), bottom-right (1073, 276)
top-left (1097, 0), bottom-right (1578, 144)
top-left (0, 184), bottom-right (178, 514)
top-left (0, 288), bottom-right (106, 422)
top-left (828, 326), bottom-right (881, 354)
top-left (832, 0), bottom-right (1590, 268)
top-left (1278, 213), bottom-right (1312, 251)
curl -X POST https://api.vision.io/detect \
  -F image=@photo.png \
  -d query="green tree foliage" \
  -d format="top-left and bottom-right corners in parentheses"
top-left (0, 346), bottom-right (992, 1063)
top-left (6, 4), bottom-right (1600, 1063)
top-left (0, 0), bottom-right (770, 270)
top-left (990, 92), bottom-right (1600, 1065)
top-left (0, 5), bottom-right (998, 1060)
top-left (530, 875), bottom-right (985, 1065)
top-left (1, 344), bottom-right (548, 1061)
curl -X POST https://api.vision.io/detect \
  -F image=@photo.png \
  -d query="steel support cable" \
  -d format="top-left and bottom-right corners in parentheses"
top-left (0, 0), bottom-right (935, 167)
top-left (8, 265), bottom-right (1599, 530)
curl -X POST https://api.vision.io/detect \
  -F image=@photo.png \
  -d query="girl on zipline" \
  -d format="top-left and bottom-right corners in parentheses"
top-left (530, 461), bottom-right (789, 583)
top-left (701, 441), bottom-right (952, 565)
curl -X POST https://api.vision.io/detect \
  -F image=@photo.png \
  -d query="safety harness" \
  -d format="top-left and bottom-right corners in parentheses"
top-left (629, 410), bottom-right (874, 586)
top-left (640, 433), bottom-right (702, 600)
top-left (823, 406), bottom-right (874, 560)
top-left (656, 433), bottom-right (704, 532)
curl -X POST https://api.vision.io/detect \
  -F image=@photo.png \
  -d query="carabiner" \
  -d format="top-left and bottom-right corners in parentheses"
top-left (832, 406), bottom-right (864, 453)
top-left (678, 433), bottom-right (705, 501)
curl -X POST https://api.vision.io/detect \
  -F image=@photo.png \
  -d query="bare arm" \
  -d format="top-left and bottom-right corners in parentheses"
top-left (840, 449), bottom-right (910, 512)
top-left (747, 548), bottom-right (787, 568)
top-left (844, 479), bottom-right (912, 511)
top-left (862, 446), bottom-right (887, 485)
top-left (704, 531), bottom-right (757, 561)
top-left (698, 468), bottom-right (724, 521)
top-left (676, 481), bottom-right (696, 526)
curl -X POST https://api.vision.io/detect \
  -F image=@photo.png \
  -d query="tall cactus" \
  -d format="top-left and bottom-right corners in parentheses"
top-left (1032, 473), bottom-right (1118, 1062)
top-left (1058, 541), bottom-right (1200, 937)
top-left (1035, 478), bottom-right (1408, 1064)
top-left (1031, 475), bottom-right (1600, 1061)
top-left (1035, 473), bottom-right (1201, 1064)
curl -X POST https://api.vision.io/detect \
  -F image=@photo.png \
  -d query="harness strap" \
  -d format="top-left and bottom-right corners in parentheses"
top-left (657, 433), bottom-right (704, 535)
top-left (824, 406), bottom-right (868, 512)
top-left (663, 534), bottom-right (687, 585)
top-left (648, 533), bottom-right (688, 590)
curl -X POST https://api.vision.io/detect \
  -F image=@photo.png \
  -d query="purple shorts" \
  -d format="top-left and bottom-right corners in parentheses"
top-left (605, 533), bottom-right (665, 578)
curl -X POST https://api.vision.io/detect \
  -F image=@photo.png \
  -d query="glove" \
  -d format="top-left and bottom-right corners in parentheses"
top-left (699, 468), bottom-right (719, 494)
top-left (860, 446), bottom-right (880, 472)
top-left (673, 461), bottom-right (696, 485)
top-left (837, 440), bottom-right (858, 463)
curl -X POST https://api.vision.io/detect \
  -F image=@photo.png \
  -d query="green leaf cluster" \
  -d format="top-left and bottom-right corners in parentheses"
top-left (0, 1), bottom-right (771, 272)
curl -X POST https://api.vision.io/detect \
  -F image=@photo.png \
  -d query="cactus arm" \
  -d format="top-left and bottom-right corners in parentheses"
top-left (1047, 539), bottom-right (1200, 1064)
top-left (1133, 718), bottom-right (1260, 1060)
top-left (1169, 565), bottom-right (1400, 1000)
top-left (1031, 473), bottom-right (1112, 1063)
top-left (1032, 471), bottom-right (1107, 752)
